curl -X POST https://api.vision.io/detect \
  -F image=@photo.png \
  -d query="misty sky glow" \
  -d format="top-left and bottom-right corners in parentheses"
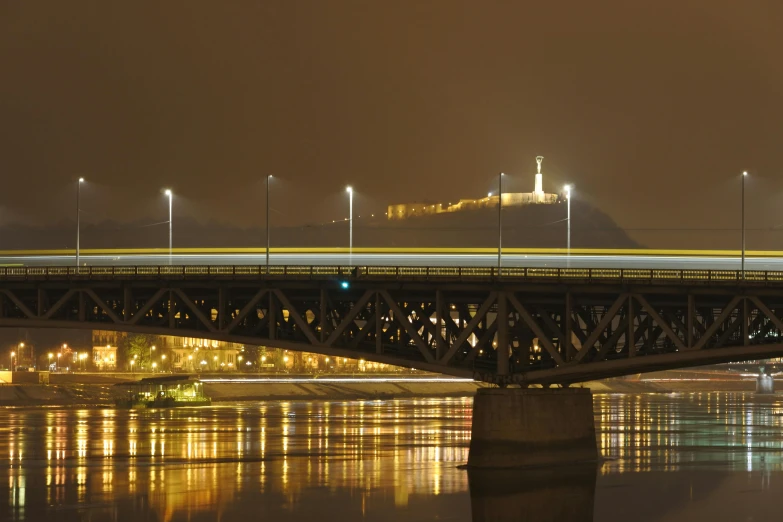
top-left (2, 1), bottom-right (783, 248)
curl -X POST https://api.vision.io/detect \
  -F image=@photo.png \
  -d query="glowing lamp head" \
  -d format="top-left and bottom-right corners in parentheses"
top-left (10, 352), bottom-right (15, 357)
top-left (78, 177), bottom-right (84, 183)
top-left (743, 171), bottom-right (748, 177)
top-left (164, 189), bottom-right (172, 196)
top-left (340, 281), bottom-right (350, 289)
top-left (346, 186), bottom-right (352, 193)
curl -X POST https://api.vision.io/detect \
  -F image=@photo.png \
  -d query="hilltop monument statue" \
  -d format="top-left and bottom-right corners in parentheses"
top-left (534, 156), bottom-right (544, 197)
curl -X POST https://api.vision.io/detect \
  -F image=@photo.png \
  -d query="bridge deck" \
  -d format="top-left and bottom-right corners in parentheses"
top-left (1, 265), bottom-right (782, 385)
top-left (2, 264), bottom-right (783, 285)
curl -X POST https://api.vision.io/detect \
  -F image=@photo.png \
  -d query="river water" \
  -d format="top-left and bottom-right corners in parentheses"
top-left (3, 393), bottom-right (783, 521)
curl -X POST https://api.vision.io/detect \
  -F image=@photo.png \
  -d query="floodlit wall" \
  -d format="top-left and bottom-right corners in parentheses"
top-left (387, 192), bottom-right (559, 220)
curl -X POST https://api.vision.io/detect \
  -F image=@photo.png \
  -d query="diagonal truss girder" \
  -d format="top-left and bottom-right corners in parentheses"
top-left (2, 280), bottom-right (783, 384)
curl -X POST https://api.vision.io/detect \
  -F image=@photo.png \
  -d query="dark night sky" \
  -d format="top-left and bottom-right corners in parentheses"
top-left (2, 1), bottom-right (783, 248)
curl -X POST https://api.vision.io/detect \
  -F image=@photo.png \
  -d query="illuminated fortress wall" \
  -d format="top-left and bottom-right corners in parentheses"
top-left (388, 156), bottom-right (558, 220)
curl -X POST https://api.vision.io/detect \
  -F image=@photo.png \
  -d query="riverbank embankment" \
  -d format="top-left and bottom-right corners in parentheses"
top-left (0, 369), bottom-right (765, 407)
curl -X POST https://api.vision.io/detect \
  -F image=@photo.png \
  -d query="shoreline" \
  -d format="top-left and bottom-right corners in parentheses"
top-left (0, 369), bottom-right (768, 407)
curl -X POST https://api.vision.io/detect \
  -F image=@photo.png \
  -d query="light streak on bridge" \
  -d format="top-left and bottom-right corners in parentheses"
top-left (1, 247), bottom-right (783, 270)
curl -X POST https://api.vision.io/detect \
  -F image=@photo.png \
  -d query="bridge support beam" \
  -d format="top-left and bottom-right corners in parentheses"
top-left (467, 388), bottom-right (597, 468)
top-left (757, 374), bottom-right (775, 394)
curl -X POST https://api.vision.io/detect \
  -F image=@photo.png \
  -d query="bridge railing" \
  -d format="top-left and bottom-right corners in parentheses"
top-left (2, 265), bottom-right (783, 284)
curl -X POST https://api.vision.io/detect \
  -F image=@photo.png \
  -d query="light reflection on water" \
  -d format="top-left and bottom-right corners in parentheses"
top-left (3, 393), bottom-right (783, 521)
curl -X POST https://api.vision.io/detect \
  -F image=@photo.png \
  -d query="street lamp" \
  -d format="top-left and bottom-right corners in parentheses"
top-left (266, 174), bottom-right (273, 270)
top-left (76, 177), bottom-right (84, 267)
top-left (56, 352), bottom-right (61, 371)
top-left (497, 173), bottom-right (504, 274)
top-left (48, 352), bottom-right (53, 369)
top-left (564, 185), bottom-right (572, 265)
top-left (152, 361), bottom-right (157, 372)
top-left (741, 171), bottom-right (747, 278)
top-left (164, 189), bottom-right (173, 265)
top-left (129, 359), bottom-right (135, 373)
top-left (346, 186), bottom-right (353, 264)
top-left (150, 345), bottom-right (156, 364)
top-left (10, 351), bottom-right (15, 372)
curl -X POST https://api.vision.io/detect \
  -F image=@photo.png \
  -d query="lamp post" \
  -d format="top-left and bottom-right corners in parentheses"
top-left (76, 178), bottom-right (84, 267)
top-left (56, 352), bottom-right (61, 371)
top-left (266, 175), bottom-right (273, 270)
top-left (497, 173), bottom-right (504, 274)
top-left (48, 352), bottom-right (53, 370)
top-left (346, 186), bottom-right (353, 264)
top-left (150, 345), bottom-right (156, 369)
top-left (564, 185), bottom-right (572, 266)
top-left (10, 351), bottom-right (15, 372)
top-left (161, 354), bottom-right (167, 372)
top-left (130, 359), bottom-right (135, 374)
top-left (741, 171), bottom-right (747, 279)
top-left (164, 189), bottom-right (172, 265)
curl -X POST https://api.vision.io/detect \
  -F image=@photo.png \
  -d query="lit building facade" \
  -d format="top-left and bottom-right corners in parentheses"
top-left (90, 330), bottom-right (417, 374)
top-left (158, 336), bottom-right (242, 372)
top-left (92, 330), bottom-right (120, 370)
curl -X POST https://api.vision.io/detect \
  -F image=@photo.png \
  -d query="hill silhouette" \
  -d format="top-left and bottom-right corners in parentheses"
top-left (0, 200), bottom-right (637, 250)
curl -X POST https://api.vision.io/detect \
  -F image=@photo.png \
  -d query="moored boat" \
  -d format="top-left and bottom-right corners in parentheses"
top-left (114, 375), bottom-right (211, 408)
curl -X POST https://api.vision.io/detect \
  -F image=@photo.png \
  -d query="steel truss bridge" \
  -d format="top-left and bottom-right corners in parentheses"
top-left (3, 264), bottom-right (783, 385)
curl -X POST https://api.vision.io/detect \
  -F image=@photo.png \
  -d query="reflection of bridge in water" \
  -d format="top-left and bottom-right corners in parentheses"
top-left (4, 263), bottom-right (783, 467)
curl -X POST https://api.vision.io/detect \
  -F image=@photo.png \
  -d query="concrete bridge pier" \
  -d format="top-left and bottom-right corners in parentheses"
top-left (756, 374), bottom-right (775, 394)
top-left (467, 387), bottom-right (597, 468)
